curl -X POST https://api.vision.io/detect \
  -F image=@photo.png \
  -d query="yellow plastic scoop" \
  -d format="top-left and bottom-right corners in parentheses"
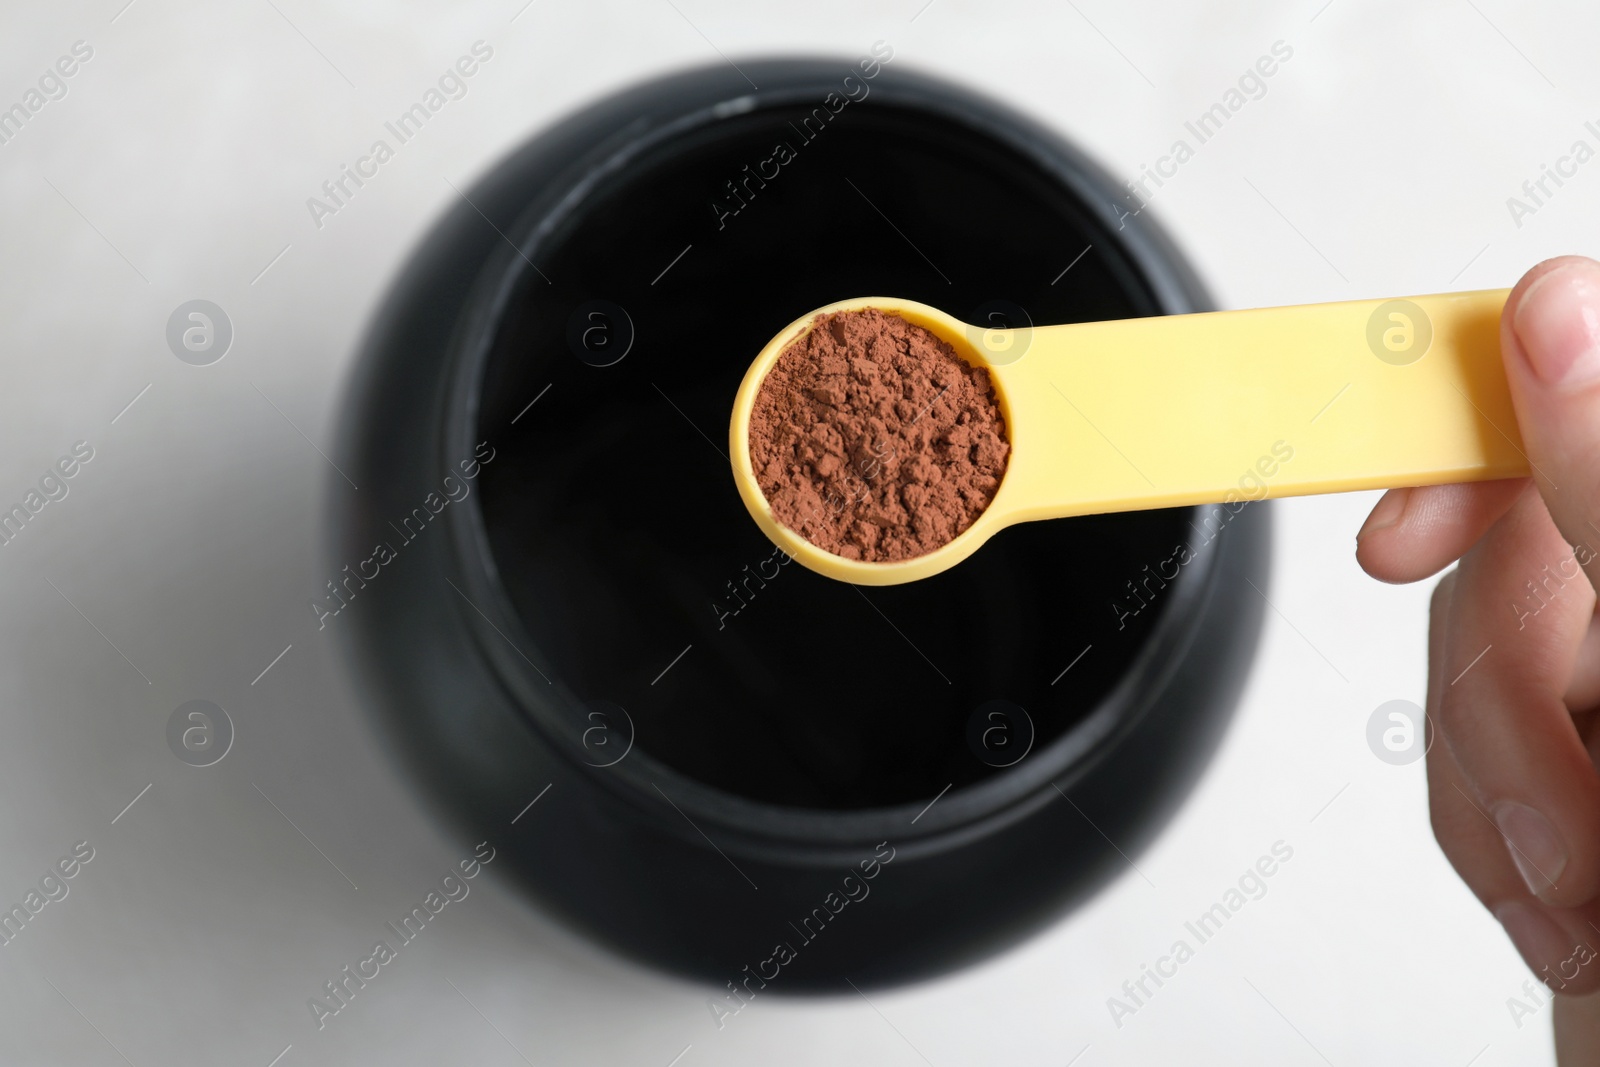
top-left (729, 291), bottom-right (1527, 586)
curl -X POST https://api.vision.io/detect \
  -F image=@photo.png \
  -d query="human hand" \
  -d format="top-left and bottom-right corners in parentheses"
top-left (1355, 257), bottom-right (1600, 1055)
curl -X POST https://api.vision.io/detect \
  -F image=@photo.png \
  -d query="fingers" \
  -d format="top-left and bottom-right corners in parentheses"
top-left (1409, 257), bottom-right (1600, 1008)
top-left (1502, 256), bottom-right (1600, 592)
top-left (1435, 482), bottom-right (1600, 909)
top-left (1356, 479), bottom-right (1526, 584)
top-left (1427, 571), bottom-right (1600, 997)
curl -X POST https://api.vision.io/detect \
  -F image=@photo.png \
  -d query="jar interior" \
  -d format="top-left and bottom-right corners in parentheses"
top-left (473, 98), bottom-right (1191, 810)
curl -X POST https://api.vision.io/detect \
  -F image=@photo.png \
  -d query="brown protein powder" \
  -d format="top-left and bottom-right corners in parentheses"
top-left (748, 308), bottom-right (1010, 562)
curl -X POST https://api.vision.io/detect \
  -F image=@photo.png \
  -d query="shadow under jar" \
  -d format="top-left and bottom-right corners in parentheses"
top-left (340, 59), bottom-right (1269, 990)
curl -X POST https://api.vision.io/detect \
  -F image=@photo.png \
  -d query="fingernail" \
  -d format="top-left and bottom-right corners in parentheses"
top-left (1495, 900), bottom-right (1581, 987)
top-left (1494, 800), bottom-right (1568, 898)
top-left (1513, 260), bottom-right (1600, 390)
top-left (1357, 487), bottom-right (1410, 541)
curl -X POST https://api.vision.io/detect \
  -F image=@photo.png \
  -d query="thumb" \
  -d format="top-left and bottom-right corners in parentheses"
top-left (1502, 255), bottom-right (1600, 590)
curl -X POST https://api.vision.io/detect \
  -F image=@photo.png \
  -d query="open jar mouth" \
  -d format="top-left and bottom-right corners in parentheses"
top-left (437, 71), bottom-right (1221, 844)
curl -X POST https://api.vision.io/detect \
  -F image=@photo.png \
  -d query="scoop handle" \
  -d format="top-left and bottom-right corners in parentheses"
top-left (987, 289), bottom-right (1526, 522)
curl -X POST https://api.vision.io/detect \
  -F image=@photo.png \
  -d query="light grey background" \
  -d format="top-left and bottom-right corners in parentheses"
top-left (0, 0), bottom-right (1594, 1063)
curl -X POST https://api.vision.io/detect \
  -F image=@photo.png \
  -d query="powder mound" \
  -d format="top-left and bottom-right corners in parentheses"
top-left (748, 308), bottom-right (1010, 562)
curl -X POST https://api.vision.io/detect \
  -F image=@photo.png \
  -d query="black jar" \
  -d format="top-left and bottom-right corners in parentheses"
top-left (338, 58), bottom-right (1269, 990)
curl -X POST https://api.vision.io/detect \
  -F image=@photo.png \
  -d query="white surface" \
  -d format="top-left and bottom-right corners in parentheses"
top-left (0, 0), bottom-right (1595, 1063)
